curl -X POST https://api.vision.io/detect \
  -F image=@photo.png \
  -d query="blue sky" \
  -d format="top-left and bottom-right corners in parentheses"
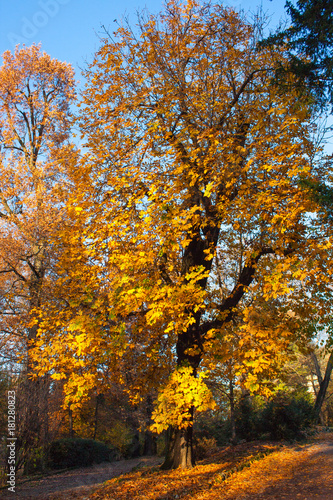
top-left (1, 1), bottom-right (331, 151)
top-left (0, 0), bottom-right (288, 82)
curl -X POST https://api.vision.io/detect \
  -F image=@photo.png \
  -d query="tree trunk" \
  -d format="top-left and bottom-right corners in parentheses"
top-left (17, 274), bottom-right (48, 470)
top-left (143, 394), bottom-right (157, 455)
top-left (16, 374), bottom-right (50, 472)
top-left (93, 393), bottom-right (104, 440)
top-left (229, 378), bottom-right (236, 444)
top-left (161, 423), bottom-right (194, 469)
top-left (69, 406), bottom-right (74, 438)
top-left (314, 352), bottom-right (333, 421)
top-left (144, 430), bottom-right (157, 456)
top-left (160, 322), bottom-right (200, 469)
top-left (311, 351), bottom-right (323, 386)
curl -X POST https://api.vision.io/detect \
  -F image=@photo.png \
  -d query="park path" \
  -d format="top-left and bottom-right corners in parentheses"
top-left (0, 456), bottom-right (163, 499)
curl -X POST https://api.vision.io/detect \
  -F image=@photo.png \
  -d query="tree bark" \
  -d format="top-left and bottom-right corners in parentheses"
top-left (16, 374), bottom-right (50, 472)
top-left (161, 421), bottom-right (194, 469)
top-left (143, 395), bottom-right (157, 455)
top-left (17, 270), bottom-right (49, 472)
top-left (314, 352), bottom-right (333, 420)
top-left (229, 378), bottom-right (236, 444)
top-left (69, 406), bottom-right (74, 438)
top-left (311, 351), bottom-right (323, 386)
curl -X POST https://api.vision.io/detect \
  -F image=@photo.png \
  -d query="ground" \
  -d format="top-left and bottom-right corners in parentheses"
top-left (0, 457), bottom-right (163, 499)
top-left (220, 439), bottom-right (333, 500)
top-left (1, 433), bottom-right (333, 499)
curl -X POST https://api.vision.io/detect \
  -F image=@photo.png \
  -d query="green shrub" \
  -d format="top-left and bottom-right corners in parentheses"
top-left (194, 411), bottom-right (231, 446)
top-left (101, 420), bottom-right (134, 457)
top-left (48, 438), bottom-right (118, 469)
top-left (235, 395), bottom-right (262, 441)
top-left (23, 445), bottom-right (47, 475)
top-left (259, 393), bottom-right (315, 441)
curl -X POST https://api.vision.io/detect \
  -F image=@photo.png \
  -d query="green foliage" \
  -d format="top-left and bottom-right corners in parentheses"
top-left (235, 396), bottom-right (263, 441)
top-left (102, 420), bottom-right (134, 457)
top-left (286, 0), bottom-right (333, 69)
top-left (299, 178), bottom-right (333, 222)
top-left (262, 0), bottom-right (333, 109)
top-left (125, 433), bottom-right (141, 459)
top-left (195, 411), bottom-right (231, 446)
top-left (259, 392), bottom-right (315, 441)
top-left (196, 391), bottom-right (315, 444)
top-left (48, 438), bottom-right (117, 469)
top-left (23, 446), bottom-right (48, 475)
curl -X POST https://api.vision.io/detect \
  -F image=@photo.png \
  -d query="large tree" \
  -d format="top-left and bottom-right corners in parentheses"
top-left (262, 0), bottom-right (333, 109)
top-left (0, 44), bottom-right (75, 466)
top-left (32, 0), bottom-right (331, 469)
top-left (265, 0), bottom-right (333, 418)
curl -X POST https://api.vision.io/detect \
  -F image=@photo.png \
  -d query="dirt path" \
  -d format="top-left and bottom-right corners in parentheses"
top-left (0, 456), bottom-right (163, 499)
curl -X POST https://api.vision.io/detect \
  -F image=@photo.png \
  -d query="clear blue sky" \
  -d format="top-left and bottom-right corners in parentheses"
top-left (2, 1), bottom-right (331, 151)
top-left (0, 0), bottom-right (288, 82)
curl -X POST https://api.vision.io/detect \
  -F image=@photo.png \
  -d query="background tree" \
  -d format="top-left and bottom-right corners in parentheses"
top-left (0, 44), bottom-right (75, 468)
top-left (263, 0), bottom-right (333, 109)
top-left (32, 0), bottom-right (332, 469)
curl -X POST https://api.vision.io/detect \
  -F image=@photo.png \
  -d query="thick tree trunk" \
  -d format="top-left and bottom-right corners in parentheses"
top-left (161, 423), bottom-right (194, 469)
top-left (314, 352), bottom-right (333, 421)
top-left (160, 319), bottom-right (201, 469)
top-left (160, 202), bottom-right (219, 469)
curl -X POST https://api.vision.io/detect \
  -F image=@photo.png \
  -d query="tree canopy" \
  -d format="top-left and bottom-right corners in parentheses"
top-left (0, 44), bottom-right (75, 466)
top-left (29, 0), bottom-right (333, 469)
top-left (263, 0), bottom-right (333, 109)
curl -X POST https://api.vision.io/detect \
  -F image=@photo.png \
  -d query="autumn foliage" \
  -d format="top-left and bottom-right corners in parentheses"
top-left (0, 44), bottom-right (75, 355)
top-left (1, 0), bottom-right (331, 473)
top-left (0, 44), bottom-right (75, 467)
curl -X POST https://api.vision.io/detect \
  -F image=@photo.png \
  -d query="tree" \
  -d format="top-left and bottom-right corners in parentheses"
top-left (0, 44), bottom-right (75, 467)
top-left (313, 351), bottom-right (333, 418)
top-left (32, 0), bottom-right (331, 469)
top-left (262, 0), bottom-right (333, 109)
top-left (287, 0), bottom-right (333, 107)
top-left (262, 1), bottom-right (333, 276)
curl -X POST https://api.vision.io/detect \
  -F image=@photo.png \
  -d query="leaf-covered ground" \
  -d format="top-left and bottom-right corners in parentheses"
top-left (4, 433), bottom-right (333, 499)
top-left (85, 436), bottom-right (333, 500)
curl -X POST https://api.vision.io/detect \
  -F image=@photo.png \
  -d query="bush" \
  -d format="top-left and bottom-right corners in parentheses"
top-left (194, 392), bottom-right (315, 445)
top-left (194, 411), bottom-right (231, 446)
top-left (195, 436), bottom-right (219, 460)
top-left (101, 420), bottom-right (135, 457)
top-left (259, 393), bottom-right (315, 441)
top-left (235, 395), bottom-right (262, 441)
top-left (23, 445), bottom-right (48, 475)
top-left (48, 438), bottom-right (118, 469)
